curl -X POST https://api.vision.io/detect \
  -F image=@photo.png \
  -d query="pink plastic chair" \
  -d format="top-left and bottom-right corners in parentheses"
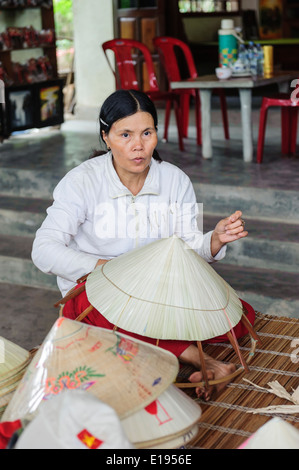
top-left (153, 36), bottom-right (230, 146)
top-left (257, 87), bottom-right (299, 163)
top-left (102, 38), bottom-right (184, 151)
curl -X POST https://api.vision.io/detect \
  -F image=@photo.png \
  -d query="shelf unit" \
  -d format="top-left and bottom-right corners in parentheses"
top-left (0, 3), bottom-right (58, 80)
top-left (113, 0), bottom-right (167, 91)
top-left (282, 0), bottom-right (299, 38)
top-left (114, 0), bottom-right (166, 51)
top-left (178, 0), bottom-right (241, 15)
top-left (0, 1), bottom-right (64, 138)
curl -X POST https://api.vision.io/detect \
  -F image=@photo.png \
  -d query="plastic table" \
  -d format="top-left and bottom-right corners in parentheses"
top-left (170, 71), bottom-right (299, 162)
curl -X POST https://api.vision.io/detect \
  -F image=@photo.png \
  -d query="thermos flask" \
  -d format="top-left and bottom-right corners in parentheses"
top-left (218, 19), bottom-right (243, 67)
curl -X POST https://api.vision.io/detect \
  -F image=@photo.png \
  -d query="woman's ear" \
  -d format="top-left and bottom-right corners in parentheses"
top-left (102, 131), bottom-right (110, 150)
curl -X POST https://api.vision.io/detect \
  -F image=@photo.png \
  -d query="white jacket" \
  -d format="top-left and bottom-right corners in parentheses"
top-left (31, 152), bottom-right (226, 296)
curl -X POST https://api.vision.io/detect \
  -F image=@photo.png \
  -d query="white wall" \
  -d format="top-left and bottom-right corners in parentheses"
top-left (72, 0), bottom-right (115, 120)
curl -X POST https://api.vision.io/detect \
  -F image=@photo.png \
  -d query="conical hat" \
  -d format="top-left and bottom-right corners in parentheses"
top-left (2, 318), bottom-right (179, 423)
top-left (0, 390), bottom-right (17, 420)
top-left (0, 339), bottom-right (31, 421)
top-left (15, 390), bottom-right (135, 450)
top-left (0, 374), bottom-right (24, 399)
top-left (121, 384), bottom-right (201, 448)
top-left (239, 417), bottom-right (299, 449)
top-left (146, 423), bottom-right (199, 449)
top-left (86, 236), bottom-right (243, 341)
top-left (0, 390), bottom-right (15, 408)
top-left (0, 337), bottom-right (30, 380)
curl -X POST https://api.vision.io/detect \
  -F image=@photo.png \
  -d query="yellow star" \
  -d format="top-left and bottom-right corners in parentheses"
top-left (81, 433), bottom-right (96, 448)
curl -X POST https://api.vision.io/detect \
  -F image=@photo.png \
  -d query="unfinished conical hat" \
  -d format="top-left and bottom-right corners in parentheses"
top-left (121, 384), bottom-right (201, 449)
top-left (86, 236), bottom-right (243, 341)
top-left (0, 373), bottom-right (25, 399)
top-left (239, 417), bottom-right (299, 449)
top-left (0, 337), bottom-right (30, 381)
top-left (2, 318), bottom-right (179, 423)
top-left (0, 338), bottom-right (31, 420)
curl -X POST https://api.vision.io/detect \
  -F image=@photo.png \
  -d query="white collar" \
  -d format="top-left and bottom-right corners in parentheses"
top-left (105, 152), bottom-right (160, 198)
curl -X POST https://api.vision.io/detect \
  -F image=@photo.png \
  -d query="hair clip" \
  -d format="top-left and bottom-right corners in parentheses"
top-left (100, 118), bottom-right (108, 127)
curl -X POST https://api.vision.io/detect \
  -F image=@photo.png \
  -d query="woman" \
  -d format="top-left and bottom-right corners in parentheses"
top-left (32, 89), bottom-right (252, 400)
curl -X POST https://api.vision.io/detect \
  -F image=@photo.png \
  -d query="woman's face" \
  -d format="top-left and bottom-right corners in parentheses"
top-left (103, 111), bottom-right (158, 179)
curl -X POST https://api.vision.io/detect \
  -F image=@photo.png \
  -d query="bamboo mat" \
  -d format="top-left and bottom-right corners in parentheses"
top-left (178, 312), bottom-right (299, 449)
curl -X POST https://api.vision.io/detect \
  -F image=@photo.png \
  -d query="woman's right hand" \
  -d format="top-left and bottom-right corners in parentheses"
top-left (95, 259), bottom-right (108, 268)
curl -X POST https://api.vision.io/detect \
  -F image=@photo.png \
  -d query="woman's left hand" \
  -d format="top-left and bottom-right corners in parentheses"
top-left (211, 210), bottom-right (248, 256)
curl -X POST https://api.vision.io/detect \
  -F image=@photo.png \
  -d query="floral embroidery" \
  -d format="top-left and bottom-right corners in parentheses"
top-left (44, 366), bottom-right (105, 399)
top-left (106, 336), bottom-right (139, 362)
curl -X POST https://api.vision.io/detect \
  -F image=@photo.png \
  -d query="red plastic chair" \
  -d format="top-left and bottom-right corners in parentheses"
top-left (102, 38), bottom-right (184, 151)
top-left (153, 36), bottom-right (230, 146)
top-left (257, 87), bottom-right (299, 163)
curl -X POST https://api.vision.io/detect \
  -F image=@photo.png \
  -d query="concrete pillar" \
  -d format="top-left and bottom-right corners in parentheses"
top-left (72, 0), bottom-right (115, 121)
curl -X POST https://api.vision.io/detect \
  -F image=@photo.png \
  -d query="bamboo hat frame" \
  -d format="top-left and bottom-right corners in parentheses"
top-left (55, 237), bottom-right (261, 389)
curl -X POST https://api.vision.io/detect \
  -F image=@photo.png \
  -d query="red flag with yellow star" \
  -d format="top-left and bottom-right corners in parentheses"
top-left (77, 429), bottom-right (103, 449)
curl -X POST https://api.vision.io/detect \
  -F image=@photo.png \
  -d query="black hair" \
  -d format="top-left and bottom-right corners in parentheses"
top-left (90, 89), bottom-right (162, 162)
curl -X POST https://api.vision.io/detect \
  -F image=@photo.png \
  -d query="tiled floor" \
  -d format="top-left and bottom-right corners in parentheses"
top-left (1, 102), bottom-right (298, 191)
top-left (0, 98), bottom-right (298, 350)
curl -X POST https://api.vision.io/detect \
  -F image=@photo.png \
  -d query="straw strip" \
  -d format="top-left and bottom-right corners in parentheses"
top-left (228, 381), bottom-right (296, 395)
top-left (243, 378), bottom-right (299, 404)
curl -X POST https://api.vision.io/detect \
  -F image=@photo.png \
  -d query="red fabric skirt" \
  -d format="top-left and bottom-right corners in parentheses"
top-left (0, 420), bottom-right (22, 449)
top-left (62, 282), bottom-right (255, 358)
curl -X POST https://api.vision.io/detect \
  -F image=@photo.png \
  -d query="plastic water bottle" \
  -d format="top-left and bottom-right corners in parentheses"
top-left (246, 43), bottom-right (252, 70)
top-left (238, 44), bottom-right (250, 70)
top-left (247, 41), bottom-right (258, 76)
top-left (252, 43), bottom-right (259, 76)
top-left (256, 43), bottom-right (264, 76)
